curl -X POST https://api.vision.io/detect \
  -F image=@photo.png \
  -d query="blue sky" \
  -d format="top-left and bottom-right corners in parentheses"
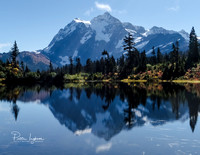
top-left (0, 0), bottom-right (200, 53)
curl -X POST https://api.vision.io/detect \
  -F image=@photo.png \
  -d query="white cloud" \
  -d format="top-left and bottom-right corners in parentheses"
top-left (95, 2), bottom-right (112, 12)
top-left (0, 43), bottom-right (11, 53)
top-left (96, 143), bottom-right (112, 153)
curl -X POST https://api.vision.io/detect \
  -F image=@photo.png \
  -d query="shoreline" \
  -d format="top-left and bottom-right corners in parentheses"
top-left (1, 79), bottom-right (200, 86)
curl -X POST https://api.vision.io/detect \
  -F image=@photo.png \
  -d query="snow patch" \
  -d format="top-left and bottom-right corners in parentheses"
top-left (91, 20), bottom-right (111, 42)
top-left (59, 56), bottom-right (70, 65)
top-left (125, 28), bottom-right (137, 34)
top-left (161, 42), bottom-right (173, 48)
top-left (138, 105), bottom-right (149, 113)
top-left (134, 37), bottom-right (142, 44)
top-left (179, 30), bottom-right (189, 40)
top-left (133, 109), bottom-right (142, 117)
top-left (142, 30), bottom-right (150, 37)
top-left (135, 41), bottom-right (149, 49)
top-left (74, 18), bottom-right (91, 28)
top-left (80, 32), bottom-right (92, 44)
top-left (60, 90), bottom-right (70, 99)
top-left (116, 102), bottom-right (127, 114)
top-left (32, 50), bottom-right (40, 54)
top-left (92, 112), bottom-right (112, 136)
top-left (115, 39), bottom-right (124, 49)
top-left (74, 128), bottom-right (91, 136)
top-left (44, 43), bottom-right (55, 53)
top-left (81, 110), bottom-right (92, 121)
top-left (73, 50), bottom-right (78, 58)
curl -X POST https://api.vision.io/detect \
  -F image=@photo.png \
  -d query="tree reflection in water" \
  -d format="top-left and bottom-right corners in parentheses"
top-left (1, 82), bottom-right (200, 134)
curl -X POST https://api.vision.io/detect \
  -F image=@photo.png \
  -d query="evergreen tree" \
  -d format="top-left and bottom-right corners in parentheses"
top-left (10, 41), bottom-right (19, 67)
top-left (20, 61), bottom-right (24, 72)
top-left (25, 65), bottom-right (30, 73)
top-left (123, 33), bottom-right (135, 53)
top-left (49, 61), bottom-right (53, 72)
top-left (6, 59), bottom-right (10, 66)
top-left (100, 58), bottom-right (105, 74)
top-left (157, 48), bottom-right (162, 63)
top-left (122, 33), bottom-right (138, 77)
top-left (102, 50), bottom-right (109, 57)
top-left (85, 58), bottom-right (93, 73)
top-left (170, 44), bottom-right (176, 63)
top-left (69, 56), bottom-right (73, 74)
top-left (37, 69), bottom-right (40, 75)
top-left (175, 41), bottom-right (180, 63)
top-left (163, 53), bottom-right (170, 63)
top-left (102, 50), bottom-right (110, 74)
top-left (151, 46), bottom-right (156, 65)
top-left (187, 27), bottom-right (199, 67)
top-left (95, 60), bottom-right (101, 73)
top-left (109, 56), bottom-right (116, 73)
top-left (118, 55), bottom-right (125, 72)
top-left (75, 57), bottom-right (82, 73)
top-left (138, 50), bottom-right (147, 72)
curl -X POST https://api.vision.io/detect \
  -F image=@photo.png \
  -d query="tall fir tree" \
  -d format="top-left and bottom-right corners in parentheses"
top-left (102, 50), bottom-right (109, 58)
top-left (100, 57), bottom-right (105, 74)
top-left (170, 42), bottom-right (179, 64)
top-left (69, 56), bottom-right (73, 74)
top-left (10, 41), bottom-right (19, 67)
top-left (151, 46), bottom-right (156, 65)
top-left (49, 61), bottom-right (53, 72)
top-left (20, 61), bottom-right (24, 72)
top-left (109, 56), bottom-right (116, 73)
top-left (25, 65), bottom-right (30, 73)
top-left (95, 60), bottom-right (101, 73)
top-left (122, 33), bottom-right (138, 77)
top-left (157, 48), bottom-right (162, 64)
top-left (102, 50), bottom-right (110, 74)
top-left (118, 55), bottom-right (125, 73)
top-left (139, 50), bottom-right (147, 72)
top-left (187, 27), bottom-right (199, 67)
top-left (75, 57), bottom-right (82, 73)
top-left (85, 58), bottom-right (93, 73)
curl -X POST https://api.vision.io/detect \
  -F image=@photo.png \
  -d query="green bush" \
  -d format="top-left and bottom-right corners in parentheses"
top-left (0, 71), bottom-right (6, 78)
top-left (25, 72), bottom-right (40, 80)
top-left (64, 74), bottom-right (85, 81)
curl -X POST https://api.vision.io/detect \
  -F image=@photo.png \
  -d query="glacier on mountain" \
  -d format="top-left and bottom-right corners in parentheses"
top-left (41, 12), bottom-right (189, 66)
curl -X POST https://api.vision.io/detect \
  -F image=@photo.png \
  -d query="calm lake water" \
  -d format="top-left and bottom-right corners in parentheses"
top-left (0, 83), bottom-right (200, 155)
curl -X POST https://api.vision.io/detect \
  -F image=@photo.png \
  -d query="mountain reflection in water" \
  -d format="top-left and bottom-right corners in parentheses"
top-left (1, 82), bottom-right (200, 140)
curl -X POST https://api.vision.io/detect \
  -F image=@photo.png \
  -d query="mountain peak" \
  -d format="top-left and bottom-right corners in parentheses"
top-left (91, 12), bottom-right (120, 24)
top-left (41, 12), bottom-right (189, 67)
top-left (147, 26), bottom-right (176, 35)
top-left (103, 11), bottom-right (112, 16)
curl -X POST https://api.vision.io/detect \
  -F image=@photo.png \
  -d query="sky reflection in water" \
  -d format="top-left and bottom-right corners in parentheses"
top-left (0, 83), bottom-right (200, 155)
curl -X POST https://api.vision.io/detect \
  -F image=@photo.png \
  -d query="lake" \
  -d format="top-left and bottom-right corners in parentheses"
top-left (0, 82), bottom-right (200, 155)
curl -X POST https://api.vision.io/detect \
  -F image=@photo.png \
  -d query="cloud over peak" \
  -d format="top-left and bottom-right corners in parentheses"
top-left (95, 2), bottom-right (112, 12)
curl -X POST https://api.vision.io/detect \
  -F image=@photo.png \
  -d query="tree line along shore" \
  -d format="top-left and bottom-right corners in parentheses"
top-left (0, 27), bottom-right (200, 86)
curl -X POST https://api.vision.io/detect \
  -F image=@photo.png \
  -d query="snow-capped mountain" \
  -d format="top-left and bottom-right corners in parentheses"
top-left (0, 12), bottom-right (190, 69)
top-left (42, 12), bottom-right (189, 66)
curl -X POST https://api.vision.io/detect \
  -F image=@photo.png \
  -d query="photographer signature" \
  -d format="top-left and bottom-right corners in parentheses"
top-left (11, 131), bottom-right (45, 144)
